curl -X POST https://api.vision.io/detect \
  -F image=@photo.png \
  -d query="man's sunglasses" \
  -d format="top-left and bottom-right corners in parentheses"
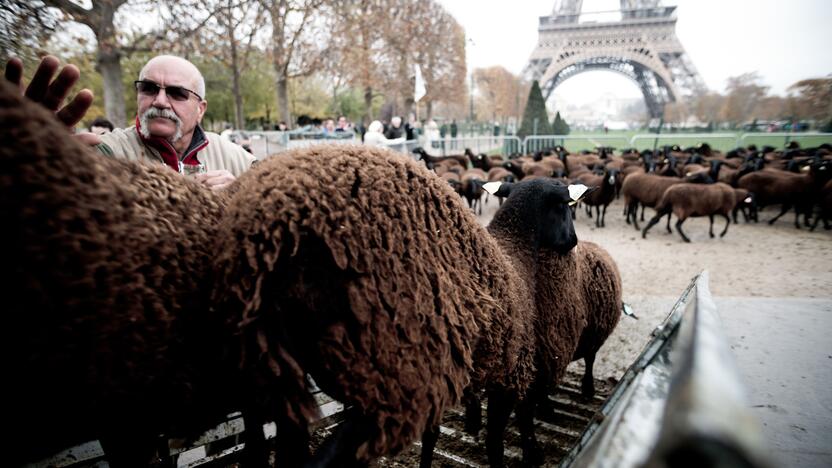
top-left (134, 80), bottom-right (203, 102)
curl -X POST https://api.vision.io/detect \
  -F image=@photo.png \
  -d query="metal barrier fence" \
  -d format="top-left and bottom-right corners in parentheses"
top-left (524, 135), bottom-right (631, 154)
top-left (245, 131), bottom-right (358, 159)
top-left (243, 131), bottom-right (831, 160)
top-left (427, 135), bottom-right (523, 157)
top-left (739, 132), bottom-right (832, 149)
top-left (629, 133), bottom-right (740, 152)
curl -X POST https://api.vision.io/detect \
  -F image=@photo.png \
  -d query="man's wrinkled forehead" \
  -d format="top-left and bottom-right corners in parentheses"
top-left (140, 56), bottom-right (199, 88)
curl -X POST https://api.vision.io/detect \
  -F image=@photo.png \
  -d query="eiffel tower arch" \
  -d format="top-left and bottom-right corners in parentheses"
top-left (525, 0), bottom-right (706, 119)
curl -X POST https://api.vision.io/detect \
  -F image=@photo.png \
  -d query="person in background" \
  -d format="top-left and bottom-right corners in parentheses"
top-left (89, 117), bottom-right (114, 135)
top-left (384, 116), bottom-right (404, 140)
top-left (335, 115), bottom-right (350, 132)
top-left (323, 118), bottom-right (337, 136)
top-left (364, 120), bottom-right (405, 148)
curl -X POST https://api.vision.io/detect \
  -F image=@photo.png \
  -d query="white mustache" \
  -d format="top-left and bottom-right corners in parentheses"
top-left (139, 107), bottom-right (183, 142)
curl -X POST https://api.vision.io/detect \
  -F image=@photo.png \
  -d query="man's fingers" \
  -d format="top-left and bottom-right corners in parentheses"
top-left (42, 64), bottom-right (81, 111)
top-left (56, 89), bottom-right (94, 128)
top-left (5, 57), bottom-right (23, 90)
top-left (25, 55), bottom-right (61, 102)
top-left (75, 132), bottom-right (102, 146)
top-left (210, 183), bottom-right (232, 191)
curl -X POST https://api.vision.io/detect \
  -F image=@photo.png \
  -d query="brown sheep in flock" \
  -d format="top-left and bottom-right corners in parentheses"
top-left (642, 182), bottom-right (737, 242)
top-left (0, 80), bottom-right (268, 466)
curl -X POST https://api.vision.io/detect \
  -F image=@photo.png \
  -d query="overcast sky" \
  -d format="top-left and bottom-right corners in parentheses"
top-left (437, 0), bottom-right (832, 103)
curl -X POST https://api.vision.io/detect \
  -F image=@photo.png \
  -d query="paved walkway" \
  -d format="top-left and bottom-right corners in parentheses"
top-left (716, 297), bottom-right (832, 468)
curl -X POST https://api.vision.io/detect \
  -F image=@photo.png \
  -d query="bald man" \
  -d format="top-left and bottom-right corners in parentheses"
top-left (96, 55), bottom-right (254, 190)
top-left (5, 55), bottom-right (254, 190)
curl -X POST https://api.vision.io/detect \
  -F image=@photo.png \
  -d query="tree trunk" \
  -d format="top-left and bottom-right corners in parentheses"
top-left (97, 47), bottom-right (126, 128)
top-left (364, 85), bottom-right (373, 124)
top-left (96, 2), bottom-right (126, 128)
top-left (229, 37), bottom-right (244, 128)
top-left (277, 74), bottom-right (290, 126)
top-left (427, 100), bottom-right (433, 120)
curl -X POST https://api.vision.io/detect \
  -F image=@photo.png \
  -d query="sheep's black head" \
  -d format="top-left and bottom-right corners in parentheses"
top-left (486, 179), bottom-right (581, 254)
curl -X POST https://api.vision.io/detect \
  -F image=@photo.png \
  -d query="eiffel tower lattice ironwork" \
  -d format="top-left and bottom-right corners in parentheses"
top-left (525, 0), bottom-right (706, 118)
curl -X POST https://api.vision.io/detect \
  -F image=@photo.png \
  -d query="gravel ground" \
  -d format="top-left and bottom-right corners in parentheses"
top-left (475, 193), bottom-right (832, 382)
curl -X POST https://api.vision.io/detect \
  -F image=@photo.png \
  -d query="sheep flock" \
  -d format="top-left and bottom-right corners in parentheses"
top-left (4, 70), bottom-right (828, 468)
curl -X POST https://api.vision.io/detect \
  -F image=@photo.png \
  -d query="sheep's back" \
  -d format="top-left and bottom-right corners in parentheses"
top-left (213, 145), bottom-right (534, 460)
top-left (622, 173), bottom-right (685, 207)
top-left (658, 182), bottom-right (736, 217)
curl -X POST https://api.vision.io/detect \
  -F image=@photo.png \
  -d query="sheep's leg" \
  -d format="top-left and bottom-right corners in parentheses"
top-left (601, 205), bottom-right (607, 227)
top-left (99, 431), bottom-right (159, 468)
top-left (720, 214), bottom-right (730, 237)
top-left (582, 353), bottom-right (596, 398)
top-left (240, 406), bottom-right (271, 467)
top-left (306, 409), bottom-right (372, 468)
top-left (585, 203), bottom-right (592, 218)
top-left (274, 408), bottom-right (310, 468)
top-left (462, 387), bottom-right (482, 436)
top-left (767, 203), bottom-right (791, 226)
top-left (709, 214), bottom-right (715, 238)
top-left (665, 212), bottom-right (672, 233)
top-left (632, 204), bottom-right (642, 230)
top-left (419, 423), bottom-right (440, 468)
top-left (516, 382), bottom-right (545, 467)
top-left (640, 204), bottom-right (645, 222)
top-left (485, 387), bottom-right (515, 468)
top-left (675, 218), bottom-right (691, 243)
top-left (641, 213), bottom-right (663, 238)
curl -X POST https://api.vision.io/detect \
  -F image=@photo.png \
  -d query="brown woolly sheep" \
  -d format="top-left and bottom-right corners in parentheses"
top-left (642, 182), bottom-right (737, 242)
top-left (211, 145), bottom-right (543, 467)
top-left (621, 172), bottom-right (686, 230)
top-left (737, 160), bottom-right (832, 228)
top-left (0, 80), bottom-right (266, 466)
top-left (479, 181), bottom-right (623, 465)
top-left (810, 179), bottom-right (832, 231)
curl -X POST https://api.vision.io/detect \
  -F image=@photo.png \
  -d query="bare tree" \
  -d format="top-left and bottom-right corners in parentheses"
top-left (473, 66), bottom-right (529, 122)
top-left (260, 0), bottom-right (332, 127)
top-left (788, 77), bottom-right (832, 123)
top-left (39, 0), bottom-right (164, 127)
top-left (719, 72), bottom-right (769, 127)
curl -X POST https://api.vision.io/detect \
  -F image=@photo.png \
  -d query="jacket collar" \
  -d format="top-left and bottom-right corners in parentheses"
top-left (135, 116), bottom-right (209, 172)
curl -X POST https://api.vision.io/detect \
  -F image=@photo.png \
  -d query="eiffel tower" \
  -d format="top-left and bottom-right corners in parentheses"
top-left (525, 0), bottom-right (706, 118)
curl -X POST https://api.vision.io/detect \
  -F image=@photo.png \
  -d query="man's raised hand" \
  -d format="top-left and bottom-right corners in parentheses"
top-left (5, 56), bottom-right (94, 128)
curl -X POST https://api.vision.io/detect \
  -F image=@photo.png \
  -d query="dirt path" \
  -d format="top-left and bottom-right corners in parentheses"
top-left (476, 194), bottom-right (832, 381)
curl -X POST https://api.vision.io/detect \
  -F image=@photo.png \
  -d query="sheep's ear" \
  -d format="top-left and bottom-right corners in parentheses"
top-left (567, 183), bottom-right (591, 206)
top-left (483, 181), bottom-right (502, 195)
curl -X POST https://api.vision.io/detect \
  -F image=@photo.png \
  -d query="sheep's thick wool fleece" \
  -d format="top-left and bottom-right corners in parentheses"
top-left (0, 81), bottom-right (230, 462)
top-left (213, 145), bottom-right (535, 460)
top-left (534, 242), bottom-right (622, 383)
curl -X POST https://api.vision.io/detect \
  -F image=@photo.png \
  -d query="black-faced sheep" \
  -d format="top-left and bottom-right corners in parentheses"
top-left (621, 172), bottom-right (686, 230)
top-left (0, 80), bottom-right (266, 466)
top-left (737, 159), bottom-right (832, 228)
top-left (412, 146), bottom-right (469, 171)
top-left (478, 180), bottom-right (623, 464)
top-left (211, 145), bottom-right (545, 467)
top-left (577, 168), bottom-right (620, 227)
top-left (642, 182), bottom-right (737, 242)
